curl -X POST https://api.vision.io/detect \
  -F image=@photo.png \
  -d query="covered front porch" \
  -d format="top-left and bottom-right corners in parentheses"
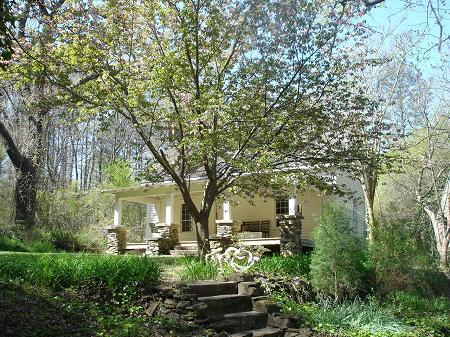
top-left (104, 181), bottom-right (311, 256)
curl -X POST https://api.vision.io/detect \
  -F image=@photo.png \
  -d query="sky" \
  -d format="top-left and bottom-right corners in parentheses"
top-left (364, 0), bottom-right (450, 78)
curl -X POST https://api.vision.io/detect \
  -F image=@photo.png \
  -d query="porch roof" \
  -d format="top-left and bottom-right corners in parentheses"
top-left (102, 176), bottom-right (207, 195)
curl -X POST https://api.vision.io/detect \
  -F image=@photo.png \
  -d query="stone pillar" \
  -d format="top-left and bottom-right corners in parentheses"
top-left (106, 227), bottom-right (126, 255)
top-left (209, 237), bottom-right (232, 255)
top-left (277, 214), bottom-right (303, 256)
top-left (145, 238), bottom-right (160, 256)
top-left (211, 220), bottom-right (234, 254)
top-left (145, 223), bottom-right (180, 256)
top-left (215, 220), bottom-right (233, 239)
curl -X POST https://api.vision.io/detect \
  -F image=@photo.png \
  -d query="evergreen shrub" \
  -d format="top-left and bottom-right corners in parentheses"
top-left (310, 204), bottom-right (367, 302)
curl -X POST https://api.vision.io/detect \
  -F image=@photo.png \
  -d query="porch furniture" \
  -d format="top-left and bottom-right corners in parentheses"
top-left (240, 220), bottom-right (270, 238)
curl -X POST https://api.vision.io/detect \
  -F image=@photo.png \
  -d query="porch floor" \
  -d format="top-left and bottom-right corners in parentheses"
top-left (125, 238), bottom-right (313, 252)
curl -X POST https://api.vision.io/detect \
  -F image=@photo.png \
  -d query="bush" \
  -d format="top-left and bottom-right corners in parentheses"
top-left (369, 219), bottom-right (446, 296)
top-left (251, 254), bottom-right (310, 277)
top-left (0, 236), bottom-right (28, 252)
top-left (310, 204), bottom-right (367, 302)
top-left (0, 253), bottom-right (161, 293)
top-left (393, 291), bottom-right (450, 314)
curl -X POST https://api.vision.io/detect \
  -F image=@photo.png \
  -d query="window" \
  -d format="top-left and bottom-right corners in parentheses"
top-left (275, 197), bottom-right (289, 225)
top-left (181, 204), bottom-right (193, 232)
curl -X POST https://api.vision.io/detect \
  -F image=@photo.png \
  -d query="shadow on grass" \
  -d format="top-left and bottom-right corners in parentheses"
top-left (0, 282), bottom-right (96, 337)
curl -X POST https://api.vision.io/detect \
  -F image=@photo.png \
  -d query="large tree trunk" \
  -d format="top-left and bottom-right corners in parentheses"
top-left (14, 158), bottom-right (38, 230)
top-left (195, 214), bottom-right (211, 258)
top-left (0, 120), bottom-right (40, 231)
top-left (361, 170), bottom-right (377, 241)
top-left (423, 206), bottom-right (449, 275)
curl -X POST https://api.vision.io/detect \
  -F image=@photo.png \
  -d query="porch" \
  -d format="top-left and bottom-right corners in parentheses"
top-left (104, 181), bottom-right (314, 256)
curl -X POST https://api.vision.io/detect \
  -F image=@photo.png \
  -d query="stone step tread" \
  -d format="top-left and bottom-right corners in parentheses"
top-left (209, 311), bottom-right (267, 333)
top-left (199, 294), bottom-right (253, 315)
top-left (186, 281), bottom-right (238, 297)
top-left (188, 280), bottom-right (238, 286)
top-left (231, 327), bottom-right (285, 337)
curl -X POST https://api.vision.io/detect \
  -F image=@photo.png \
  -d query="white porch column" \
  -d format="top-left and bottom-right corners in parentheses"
top-left (113, 197), bottom-right (122, 228)
top-left (146, 204), bottom-right (159, 238)
top-left (165, 194), bottom-right (175, 225)
top-left (223, 201), bottom-right (231, 221)
top-left (288, 197), bottom-right (297, 216)
top-left (146, 204), bottom-right (160, 225)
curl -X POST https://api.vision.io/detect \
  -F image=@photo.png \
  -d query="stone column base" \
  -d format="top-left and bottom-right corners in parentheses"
top-left (106, 227), bottom-right (127, 255)
top-left (215, 220), bottom-right (234, 239)
top-left (145, 238), bottom-right (160, 256)
top-left (277, 215), bottom-right (303, 256)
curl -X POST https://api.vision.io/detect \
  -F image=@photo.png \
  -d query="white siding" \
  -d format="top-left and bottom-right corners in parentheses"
top-left (333, 174), bottom-right (366, 237)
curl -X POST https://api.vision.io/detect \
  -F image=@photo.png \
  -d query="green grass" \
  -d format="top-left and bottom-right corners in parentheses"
top-left (0, 253), bottom-right (161, 292)
top-left (250, 253), bottom-right (311, 277)
top-left (313, 299), bottom-right (409, 336)
top-left (180, 257), bottom-right (232, 281)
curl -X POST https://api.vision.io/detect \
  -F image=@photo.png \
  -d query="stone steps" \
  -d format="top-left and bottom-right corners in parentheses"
top-left (185, 280), bottom-right (283, 336)
top-left (198, 294), bottom-right (252, 316)
top-left (185, 278), bottom-right (303, 336)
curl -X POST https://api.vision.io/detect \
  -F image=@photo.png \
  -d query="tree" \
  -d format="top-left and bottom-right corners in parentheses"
top-left (346, 42), bottom-right (423, 238)
top-left (364, 0), bottom-right (450, 52)
top-left (0, 0), bottom-right (68, 230)
top-left (310, 204), bottom-right (367, 302)
top-left (21, 0), bottom-right (371, 256)
top-left (378, 78), bottom-right (449, 273)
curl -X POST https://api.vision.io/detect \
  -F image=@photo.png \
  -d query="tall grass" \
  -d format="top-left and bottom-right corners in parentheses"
top-left (0, 234), bottom-right (59, 253)
top-left (0, 253), bottom-right (161, 292)
top-left (313, 298), bottom-right (409, 335)
top-left (273, 294), bottom-right (409, 336)
top-left (180, 257), bottom-right (231, 281)
top-left (250, 254), bottom-right (310, 277)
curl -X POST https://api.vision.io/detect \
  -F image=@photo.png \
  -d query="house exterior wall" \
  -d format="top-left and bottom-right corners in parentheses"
top-left (172, 190), bottom-right (326, 241)
top-left (296, 190), bottom-right (325, 241)
top-left (332, 174), bottom-right (367, 237)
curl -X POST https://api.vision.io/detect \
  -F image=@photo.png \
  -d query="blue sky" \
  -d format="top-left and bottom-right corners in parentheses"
top-left (364, 0), bottom-right (449, 78)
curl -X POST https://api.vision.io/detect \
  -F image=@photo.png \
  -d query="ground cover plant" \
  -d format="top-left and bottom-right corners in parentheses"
top-left (0, 253), bottom-right (161, 293)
